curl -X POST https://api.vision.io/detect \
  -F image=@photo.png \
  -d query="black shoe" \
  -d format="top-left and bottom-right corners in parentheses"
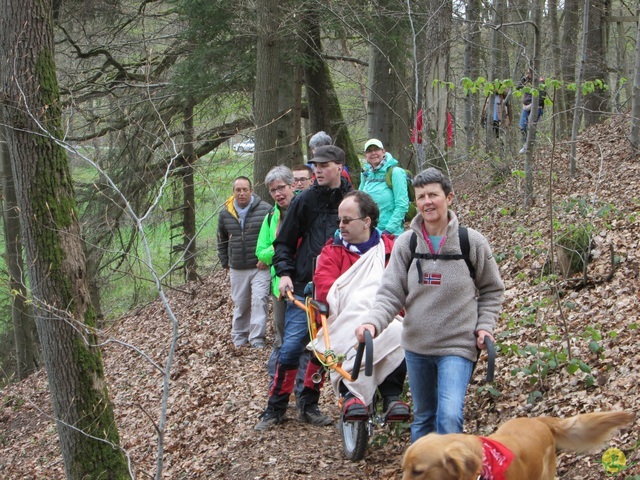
top-left (341, 395), bottom-right (368, 422)
top-left (254, 409), bottom-right (284, 431)
top-left (383, 396), bottom-right (411, 422)
top-left (298, 404), bottom-right (333, 426)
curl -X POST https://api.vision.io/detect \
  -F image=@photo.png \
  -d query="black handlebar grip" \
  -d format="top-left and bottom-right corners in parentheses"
top-left (484, 336), bottom-right (496, 383)
top-left (350, 329), bottom-right (374, 381)
top-left (363, 329), bottom-right (373, 377)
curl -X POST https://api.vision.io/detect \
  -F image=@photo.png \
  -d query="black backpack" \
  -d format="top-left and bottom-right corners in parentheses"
top-left (406, 226), bottom-right (475, 283)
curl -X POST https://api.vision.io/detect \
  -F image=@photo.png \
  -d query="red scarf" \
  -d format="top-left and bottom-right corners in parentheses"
top-left (479, 437), bottom-right (514, 480)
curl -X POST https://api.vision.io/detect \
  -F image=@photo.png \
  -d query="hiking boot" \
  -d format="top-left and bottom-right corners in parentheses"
top-left (298, 403), bottom-right (333, 426)
top-left (341, 396), bottom-right (368, 422)
top-left (383, 396), bottom-right (411, 422)
top-left (519, 145), bottom-right (527, 154)
top-left (254, 409), bottom-right (284, 431)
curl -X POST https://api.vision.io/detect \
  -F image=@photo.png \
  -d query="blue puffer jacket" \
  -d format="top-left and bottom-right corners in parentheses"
top-left (359, 152), bottom-right (409, 236)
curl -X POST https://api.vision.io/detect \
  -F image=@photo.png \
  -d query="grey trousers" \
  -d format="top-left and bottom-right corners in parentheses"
top-left (229, 267), bottom-right (270, 346)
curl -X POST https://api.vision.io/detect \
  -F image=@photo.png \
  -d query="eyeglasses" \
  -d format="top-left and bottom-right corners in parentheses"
top-left (268, 184), bottom-right (290, 195)
top-left (365, 147), bottom-right (382, 154)
top-left (293, 177), bottom-right (311, 183)
top-left (338, 216), bottom-right (365, 225)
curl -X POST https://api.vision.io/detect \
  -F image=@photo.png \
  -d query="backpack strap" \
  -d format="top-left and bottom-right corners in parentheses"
top-left (266, 207), bottom-right (276, 227)
top-left (458, 226), bottom-right (476, 279)
top-left (406, 227), bottom-right (476, 283)
top-left (385, 166), bottom-right (394, 191)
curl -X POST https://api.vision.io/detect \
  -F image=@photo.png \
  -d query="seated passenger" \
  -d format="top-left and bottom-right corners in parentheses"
top-left (312, 191), bottom-right (409, 421)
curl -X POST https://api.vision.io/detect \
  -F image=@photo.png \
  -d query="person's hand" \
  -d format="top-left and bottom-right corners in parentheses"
top-left (476, 329), bottom-right (494, 350)
top-left (278, 276), bottom-right (293, 297)
top-left (355, 324), bottom-right (376, 343)
top-left (256, 260), bottom-right (268, 271)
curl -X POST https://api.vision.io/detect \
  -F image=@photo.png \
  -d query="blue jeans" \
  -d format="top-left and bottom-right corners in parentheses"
top-left (278, 295), bottom-right (310, 367)
top-left (405, 351), bottom-right (474, 443)
top-left (519, 107), bottom-right (543, 140)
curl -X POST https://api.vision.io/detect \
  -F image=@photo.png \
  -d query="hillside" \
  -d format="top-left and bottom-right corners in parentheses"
top-left (1, 118), bottom-right (639, 479)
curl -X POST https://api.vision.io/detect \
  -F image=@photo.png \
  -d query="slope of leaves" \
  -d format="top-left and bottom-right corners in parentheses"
top-left (1, 117), bottom-right (639, 479)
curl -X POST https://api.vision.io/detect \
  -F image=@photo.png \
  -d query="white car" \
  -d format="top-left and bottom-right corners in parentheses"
top-left (233, 138), bottom-right (255, 153)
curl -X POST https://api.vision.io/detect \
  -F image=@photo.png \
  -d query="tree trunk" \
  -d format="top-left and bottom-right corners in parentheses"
top-left (421, 0), bottom-right (452, 170)
top-left (463, 0), bottom-right (481, 154)
top-left (549, 0), bottom-right (567, 138)
top-left (300, 6), bottom-right (360, 181)
top-left (366, 4), bottom-right (411, 165)
top-left (628, 3), bottom-right (640, 151)
top-left (570, 0), bottom-right (591, 176)
top-left (0, 112), bottom-right (38, 380)
top-left (561, 0), bottom-right (581, 132)
top-left (182, 99), bottom-right (198, 282)
top-left (523, 0), bottom-right (543, 208)
top-left (276, 51), bottom-right (299, 168)
top-left (0, 0), bottom-right (128, 477)
top-left (486, 0), bottom-right (508, 156)
top-left (254, 0), bottom-right (280, 200)
top-left (584, 0), bottom-right (610, 127)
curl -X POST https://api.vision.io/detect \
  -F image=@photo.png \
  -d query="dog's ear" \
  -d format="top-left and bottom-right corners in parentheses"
top-left (442, 440), bottom-right (483, 480)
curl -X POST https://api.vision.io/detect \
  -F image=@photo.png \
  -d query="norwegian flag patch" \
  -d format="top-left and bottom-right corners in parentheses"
top-left (423, 273), bottom-right (442, 285)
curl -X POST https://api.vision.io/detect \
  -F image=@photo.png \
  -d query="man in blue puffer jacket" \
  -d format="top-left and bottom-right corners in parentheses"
top-left (359, 138), bottom-right (409, 236)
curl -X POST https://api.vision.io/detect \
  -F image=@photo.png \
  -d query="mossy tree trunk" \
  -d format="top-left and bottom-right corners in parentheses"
top-left (0, 0), bottom-right (129, 478)
top-left (300, 5), bottom-right (360, 183)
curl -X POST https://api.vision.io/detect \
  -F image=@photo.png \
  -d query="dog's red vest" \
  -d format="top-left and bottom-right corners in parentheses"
top-left (479, 437), bottom-right (514, 480)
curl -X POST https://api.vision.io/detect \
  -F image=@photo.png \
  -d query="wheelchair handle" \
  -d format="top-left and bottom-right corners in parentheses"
top-left (484, 336), bottom-right (496, 383)
top-left (350, 329), bottom-right (373, 381)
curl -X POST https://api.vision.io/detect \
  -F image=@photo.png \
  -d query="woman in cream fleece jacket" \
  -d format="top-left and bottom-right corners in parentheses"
top-left (356, 167), bottom-right (505, 443)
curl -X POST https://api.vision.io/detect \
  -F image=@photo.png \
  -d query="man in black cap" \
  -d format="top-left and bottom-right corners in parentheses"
top-left (255, 145), bottom-right (353, 431)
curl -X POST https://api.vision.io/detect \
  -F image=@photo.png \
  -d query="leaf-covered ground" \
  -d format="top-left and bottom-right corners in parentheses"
top-left (1, 118), bottom-right (639, 479)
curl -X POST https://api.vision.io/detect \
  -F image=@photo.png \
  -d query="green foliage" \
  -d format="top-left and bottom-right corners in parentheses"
top-left (171, 0), bottom-right (256, 99)
top-left (502, 303), bottom-right (608, 394)
top-left (556, 223), bottom-right (593, 275)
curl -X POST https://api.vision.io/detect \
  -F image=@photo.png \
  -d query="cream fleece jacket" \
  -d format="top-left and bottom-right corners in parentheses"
top-left (366, 210), bottom-right (505, 363)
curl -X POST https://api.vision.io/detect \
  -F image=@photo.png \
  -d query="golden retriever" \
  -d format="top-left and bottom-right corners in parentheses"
top-left (402, 411), bottom-right (633, 480)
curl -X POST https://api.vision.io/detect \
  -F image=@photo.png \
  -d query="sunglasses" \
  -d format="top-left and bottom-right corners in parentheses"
top-left (338, 216), bottom-right (365, 225)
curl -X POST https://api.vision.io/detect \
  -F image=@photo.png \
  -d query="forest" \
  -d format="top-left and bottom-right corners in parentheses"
top-left (0, 0), bottom-right (639, 478)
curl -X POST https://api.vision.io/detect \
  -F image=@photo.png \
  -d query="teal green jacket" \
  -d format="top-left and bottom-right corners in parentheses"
top-left (359, 153), bottom-right (409, 236)
top-left (255, 205), bottom-right (282, 297)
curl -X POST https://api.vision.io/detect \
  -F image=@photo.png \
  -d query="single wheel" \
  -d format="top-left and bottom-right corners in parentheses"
top-left (340, 418), bottom-right (368, 461)
top-left (237, 146), bottom-right (244, 153)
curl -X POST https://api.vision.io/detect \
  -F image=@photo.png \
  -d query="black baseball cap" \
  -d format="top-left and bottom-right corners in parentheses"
top-left (308, 145), bottom-right (345, 164)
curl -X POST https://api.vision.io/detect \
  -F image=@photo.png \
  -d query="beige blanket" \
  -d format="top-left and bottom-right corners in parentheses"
top-left (309, 241), bottom-right (404, 405)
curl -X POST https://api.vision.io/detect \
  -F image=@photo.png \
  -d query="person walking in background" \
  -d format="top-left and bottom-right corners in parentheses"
top-left (312, 191), bottom-right (410, 422)
top-left (355, 167), bottom-right (505, 443)
top-left (291, 164), bottom-right (313, 193)
top-left (482, 91), bottom-right (511, 139)
top-left (217, 176), bottom-right (272, 348)
top-left (517, 68), bottom-right (545, 154)
top-left (254, 145), bottom-right (353, 431)
top-left (359, 138), bottom-right (409, 236)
